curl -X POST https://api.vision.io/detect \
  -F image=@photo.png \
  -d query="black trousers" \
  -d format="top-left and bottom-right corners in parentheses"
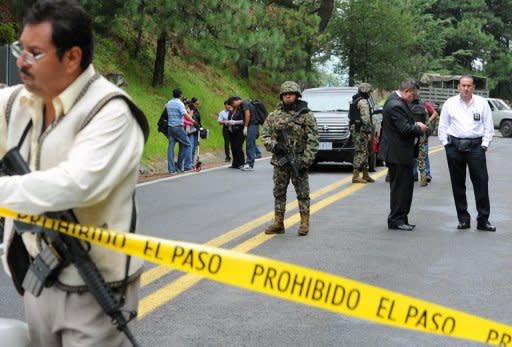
top-left (387, 162), bottom-right (414, 226)
top-left (222, 126), bottom-right (231, 159)
top-left (445, 143), bottom-right (490, 224)
top-left (229, 130), bottom-right (245, 168)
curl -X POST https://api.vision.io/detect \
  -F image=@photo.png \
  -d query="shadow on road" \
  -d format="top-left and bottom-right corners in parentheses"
top-left (309, 162), bottom-right (353, 174)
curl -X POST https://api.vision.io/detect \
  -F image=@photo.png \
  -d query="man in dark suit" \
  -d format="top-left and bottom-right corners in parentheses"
top-left (378, 80), bottom-right (427, 231)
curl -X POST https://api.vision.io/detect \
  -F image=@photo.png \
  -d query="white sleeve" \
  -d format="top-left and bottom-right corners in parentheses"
top-left (0, 99), bottom-right (144, 215)
top-left (481, 101), bottom-right (494, 147)
top-left (438, 101), bottom-right (450, 146)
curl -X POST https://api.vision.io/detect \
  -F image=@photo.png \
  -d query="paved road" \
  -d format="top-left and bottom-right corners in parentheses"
top-left (1, 136), bottom-right (511, 346)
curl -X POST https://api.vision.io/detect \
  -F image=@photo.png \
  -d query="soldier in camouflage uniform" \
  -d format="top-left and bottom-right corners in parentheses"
top-left (261, 81), bottom-right (319, 236)
top-left (350, 83), bottom-right (375, 183)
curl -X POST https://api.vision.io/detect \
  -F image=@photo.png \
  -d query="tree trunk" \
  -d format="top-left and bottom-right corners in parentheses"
top-left (303, 41), bottom-right (315, 87)
top-left (317, 0), bottom-right (334, 33)
top-left (305, 0), bottom-right (334, 86)
top-left (237, 59), bottom-right (249, 79)
top-left (152, 31), bottom-right (167, 87)
top-left (132, 3), bottom-right (146, 59)
top-left (132, 25), bottom-right (144, 59)
top-left (348, 47), bottom-right (355, 86)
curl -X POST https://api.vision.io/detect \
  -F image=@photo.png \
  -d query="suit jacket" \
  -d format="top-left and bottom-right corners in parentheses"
top-left (378, 91), bottom-right (422, 166)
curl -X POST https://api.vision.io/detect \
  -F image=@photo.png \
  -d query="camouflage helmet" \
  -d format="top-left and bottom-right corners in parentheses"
top-left (358, 83), bottom-right (373, 94)
top-left (280, 81), bottom-right (302, 97)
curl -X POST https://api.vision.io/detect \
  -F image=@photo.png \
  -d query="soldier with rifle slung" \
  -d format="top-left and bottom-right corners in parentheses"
top-left (349, 83), bottom-right (375, 183)
top-left (0, 1), bottom-right (148, 346)
top-left (261, 81), bottom-right (319, 236)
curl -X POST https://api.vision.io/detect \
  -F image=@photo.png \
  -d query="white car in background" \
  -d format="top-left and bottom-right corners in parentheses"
top-left (486, 98), bottom-right (512, 137)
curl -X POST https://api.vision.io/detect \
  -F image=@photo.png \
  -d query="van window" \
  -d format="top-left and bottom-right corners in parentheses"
top-left (302, 91), bottom-right (353, 112)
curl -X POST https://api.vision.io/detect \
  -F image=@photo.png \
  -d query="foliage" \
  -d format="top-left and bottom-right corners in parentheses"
top-left (0, 23), bottom-right (16, 45)
top-left (327, 0), bottom-right (512, 97)
top-left (92, 36), bottom-right (277, 161)
top-left (5, 0), bottom-right (36, 24)
top-left (329, 0), bottom-right (418, 89)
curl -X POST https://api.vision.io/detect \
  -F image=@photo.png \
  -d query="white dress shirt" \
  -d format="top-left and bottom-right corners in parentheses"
top-left (438, 94), bottom-right (494, 147)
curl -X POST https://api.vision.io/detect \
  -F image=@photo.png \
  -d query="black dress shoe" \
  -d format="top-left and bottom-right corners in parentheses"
top-left (457, 221), bottom-right (470, 230)
top-left (477, 222), bottom-right (496, 232)
top-left (388, 224), bottom-right (414, 231)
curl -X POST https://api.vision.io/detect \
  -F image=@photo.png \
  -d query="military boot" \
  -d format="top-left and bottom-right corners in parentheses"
top-left (297, 212), bottom-right (310, 236)
top-left (420, 174), bottom-right (428, 187)
top-left (264, 212), bottom-right (285, 234)
top-left (352, 169), bottom-right (367, 183)
top-left (362, 168), bottom-right (375, 183)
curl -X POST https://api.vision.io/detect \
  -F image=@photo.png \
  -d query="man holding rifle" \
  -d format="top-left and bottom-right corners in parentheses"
top-left (261, 81), bottom-right (319, 236)
top-left (0, 1), bottom-right (148, 346)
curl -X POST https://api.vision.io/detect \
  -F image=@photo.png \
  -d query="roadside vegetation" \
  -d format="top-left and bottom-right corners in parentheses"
top-left (92, 33), bottom-right (276, 162)
top-left (3, 0), bottom-right (512, 163)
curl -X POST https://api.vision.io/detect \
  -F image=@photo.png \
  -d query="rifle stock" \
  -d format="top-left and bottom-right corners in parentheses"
top-left (278, 129), bottom-right (300, 178)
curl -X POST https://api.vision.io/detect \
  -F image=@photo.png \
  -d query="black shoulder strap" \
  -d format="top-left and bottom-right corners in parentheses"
top-left (354, 96), bottom-right (364, 105)
top-left (294, 107), bottom-right (310, 117)
top-left (17, 120), bottom-right (33, 149)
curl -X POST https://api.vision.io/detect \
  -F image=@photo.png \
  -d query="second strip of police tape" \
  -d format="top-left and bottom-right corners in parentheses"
top-left (0, 207), bottom-right (511, 346)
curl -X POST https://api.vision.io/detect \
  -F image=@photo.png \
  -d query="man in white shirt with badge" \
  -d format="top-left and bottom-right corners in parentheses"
top-left (438, 75), bottom-right (496, 232)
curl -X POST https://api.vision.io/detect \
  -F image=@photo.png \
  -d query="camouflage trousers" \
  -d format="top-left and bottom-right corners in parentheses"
top-left (416, 136), bottom-right (427, 177)
top-left (273, 165), bottom-right (310, 215)
top-left (350, 127), bottom-right (369, 169)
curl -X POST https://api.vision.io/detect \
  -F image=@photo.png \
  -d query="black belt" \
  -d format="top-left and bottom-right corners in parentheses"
top-left (448, 135), bottom-right (482, 152)
top-left (448, 135), bottom-right (482, 142)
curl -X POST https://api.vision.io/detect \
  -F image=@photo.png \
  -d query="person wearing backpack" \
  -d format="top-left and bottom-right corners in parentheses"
top-left (349, 83), bottom-right (375, 183)
top-left (250, 100), bottom-right (267, 160)
top-left (166, 88), bottom-right (193, 173)
top-left (226, 96), bottom-right (246, 169)
top-left (240, 99), bottom-right (258, 171)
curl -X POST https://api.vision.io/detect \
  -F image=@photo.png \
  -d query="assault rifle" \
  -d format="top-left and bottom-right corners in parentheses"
top-left (277, 129), bottom-right (300, 178)
top-left (0, 147), bottom-right (140, 347)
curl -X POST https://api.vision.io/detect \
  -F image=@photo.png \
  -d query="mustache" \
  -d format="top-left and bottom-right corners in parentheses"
top-left (20, 67), bottom-right (34, 79)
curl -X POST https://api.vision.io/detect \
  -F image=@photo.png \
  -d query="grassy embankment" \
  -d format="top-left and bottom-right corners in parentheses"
top-left (92, 35), bottom-right (278, 169)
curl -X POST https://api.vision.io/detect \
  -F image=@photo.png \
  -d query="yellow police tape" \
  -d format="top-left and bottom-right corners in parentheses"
top-left (1, 207), bottom-right (511, 346)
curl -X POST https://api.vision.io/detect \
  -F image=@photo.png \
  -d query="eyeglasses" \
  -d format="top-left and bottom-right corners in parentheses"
top-left (10, 41), bottom-right (48, 65)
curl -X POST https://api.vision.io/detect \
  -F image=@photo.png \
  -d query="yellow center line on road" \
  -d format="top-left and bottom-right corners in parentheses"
top-left (138, 170), bottom-right (389, 318)
top-left (140, 175), bottom-right (354, 287)
top-left (138, 145), bottom-right (445, 317)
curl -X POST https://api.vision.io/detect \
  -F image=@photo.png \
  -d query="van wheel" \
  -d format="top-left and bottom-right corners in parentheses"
top-left (500, 120), bottom-right (512, 137)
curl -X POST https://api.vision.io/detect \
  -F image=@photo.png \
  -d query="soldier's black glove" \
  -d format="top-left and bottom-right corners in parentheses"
top-left (273, 143), bottom-right (288, 155)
